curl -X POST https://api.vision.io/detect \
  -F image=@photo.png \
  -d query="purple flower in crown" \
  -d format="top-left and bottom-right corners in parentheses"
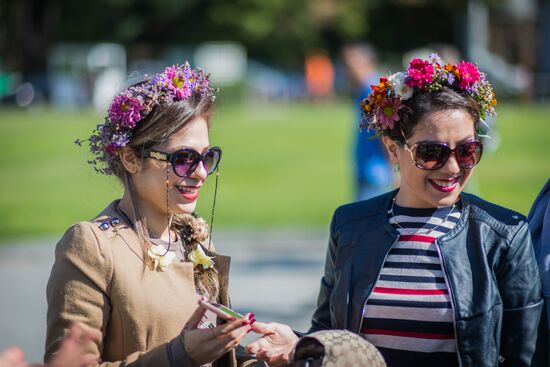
top-left (446, 72), bottom-right (456, 85)
top-left (108, 94), bottom-right (144, 128)
top-left (165, 65), bottom-right (192, 100)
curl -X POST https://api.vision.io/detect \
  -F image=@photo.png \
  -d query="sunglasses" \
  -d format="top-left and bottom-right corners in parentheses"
top-left (402, 140), bottom-right (483, 171)
top-left (149, 146), bottom-right (222, 177)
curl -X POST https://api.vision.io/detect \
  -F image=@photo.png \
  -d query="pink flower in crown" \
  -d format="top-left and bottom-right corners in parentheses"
top-left (456, 61), bottom-right (481, 90)
top-left (108, 94), bottom-right (144, 128)
top-left (375, 97), bottom-right (403, 130)
top-left (165, 66), bottom-right (192, 100)
top-left (405, 58), bottom-right (435, 88)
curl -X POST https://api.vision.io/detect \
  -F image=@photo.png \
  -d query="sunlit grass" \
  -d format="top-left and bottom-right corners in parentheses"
top-left (0, 101), bottom-right (549, 239)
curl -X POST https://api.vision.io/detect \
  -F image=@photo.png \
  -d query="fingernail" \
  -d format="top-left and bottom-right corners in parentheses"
top-left (250, 318), bottom-right (256, 324)
top-left (248, 313), bottom-right (255, 320)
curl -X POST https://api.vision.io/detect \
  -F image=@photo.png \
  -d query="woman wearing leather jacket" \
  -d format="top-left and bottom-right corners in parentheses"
top-left (246, 54), bottom-right (545, 367)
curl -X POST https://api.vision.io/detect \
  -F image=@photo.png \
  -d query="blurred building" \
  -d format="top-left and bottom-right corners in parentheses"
top-left (368, 0), bottom-right (550, 101)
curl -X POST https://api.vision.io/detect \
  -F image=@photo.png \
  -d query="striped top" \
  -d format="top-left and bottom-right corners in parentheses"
top-left (361, 201), bottom-right (462, 367)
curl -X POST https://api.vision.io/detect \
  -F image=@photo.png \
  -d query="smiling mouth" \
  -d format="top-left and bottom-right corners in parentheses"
top-left (429, 177), bottom-right (460, 192)
top-left (175, 185), bottom-right (200, 201)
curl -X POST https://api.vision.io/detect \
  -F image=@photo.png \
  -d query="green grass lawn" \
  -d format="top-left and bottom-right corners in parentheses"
top-left (0, 102), bottom-right (549, 239)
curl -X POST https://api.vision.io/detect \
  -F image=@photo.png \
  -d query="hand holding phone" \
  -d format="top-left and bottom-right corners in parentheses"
top-left (198, 299), bottom-right (247, 321)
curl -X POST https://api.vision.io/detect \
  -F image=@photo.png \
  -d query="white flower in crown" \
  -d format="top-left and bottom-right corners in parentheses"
top-left (388, 71), bottom-right (413, 99)
top-left (188, 244), bottom-right (215, 269)
top-left (148, 244), bottom-right (177, 271)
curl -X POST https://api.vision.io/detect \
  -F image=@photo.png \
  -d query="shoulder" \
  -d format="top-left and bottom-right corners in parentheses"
top-left (332, 191), bottom-right (393, 230)
top-left (55, 201), bottom-right (123, 261)
top-left (462, 193), bottom-right (528, 242)
top-left (528, 178), bottom-right (550, 221)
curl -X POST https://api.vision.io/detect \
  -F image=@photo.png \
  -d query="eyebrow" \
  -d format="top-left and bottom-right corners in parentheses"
top-left (414, 137), bottom-right (477, 145)
top-left (171, 144), bottom-right (212, 153)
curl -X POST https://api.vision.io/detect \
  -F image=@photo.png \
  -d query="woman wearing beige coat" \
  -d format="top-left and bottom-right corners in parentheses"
top-left (45, 63), bottom-right (259, 367)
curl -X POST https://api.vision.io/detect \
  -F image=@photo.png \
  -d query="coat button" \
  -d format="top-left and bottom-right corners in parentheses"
top-left (110, 217), bottom-right (120, 226)
top-left (99, 222), bottom-right (110, 231)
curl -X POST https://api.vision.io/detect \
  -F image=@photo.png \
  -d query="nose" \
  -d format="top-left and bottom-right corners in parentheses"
top-left (189, 160), bottom-right (208, 181)
top-left (441, 151), bottom-right (461, 174)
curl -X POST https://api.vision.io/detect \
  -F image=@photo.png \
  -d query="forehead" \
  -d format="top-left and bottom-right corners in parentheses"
top-left (409, 109), bottom-right (476, 143)
top-left (158, 117), bottom-right (210, 151)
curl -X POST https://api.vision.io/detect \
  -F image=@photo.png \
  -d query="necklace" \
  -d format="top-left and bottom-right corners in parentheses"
top-left (115, 202), bottom-right (180, 244)
top-left (387, 197), bottom-right (456, 235)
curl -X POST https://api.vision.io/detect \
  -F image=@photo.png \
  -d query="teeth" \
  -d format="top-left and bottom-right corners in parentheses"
top-left (433, 179), bottom-right (456, 187)
top-left (176, 185), bottom-right (194, 193)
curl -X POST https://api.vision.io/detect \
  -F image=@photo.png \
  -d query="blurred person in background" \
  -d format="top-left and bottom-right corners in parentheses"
top-left (341, 43), bottom-right (394, 200)
top-left (0, 323), bottom-right (99, 367)
top-left (529, 177), bottom-right (550, 362)
top-left (246, 54), bottom-right (546, 367)
top-left (45, 63), bottom-right (260, 367)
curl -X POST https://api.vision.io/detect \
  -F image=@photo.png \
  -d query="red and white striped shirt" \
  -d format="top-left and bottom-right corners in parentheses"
top-left (361, 203), bottom-right (461, 367)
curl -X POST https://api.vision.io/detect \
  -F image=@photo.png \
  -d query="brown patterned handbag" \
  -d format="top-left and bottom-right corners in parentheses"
top-left (289, 330), bottom-right (386, 367)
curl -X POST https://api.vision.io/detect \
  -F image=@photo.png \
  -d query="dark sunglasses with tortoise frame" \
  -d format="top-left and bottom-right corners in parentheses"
top-left (148, 146), bottom-right (222, 177)
top-left (400, 140), bottom-right (483, 171)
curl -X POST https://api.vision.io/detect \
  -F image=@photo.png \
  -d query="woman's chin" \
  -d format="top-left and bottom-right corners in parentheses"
top-left (172, 202), bottom-right (198, 215)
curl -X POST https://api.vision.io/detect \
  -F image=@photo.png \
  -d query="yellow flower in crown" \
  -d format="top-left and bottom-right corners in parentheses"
top-left (148, 244), bottom-right (177, 272)
top-left (188, 244), bottom-right (215, 269)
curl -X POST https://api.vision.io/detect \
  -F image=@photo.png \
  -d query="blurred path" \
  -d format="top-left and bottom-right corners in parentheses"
top-left (0, 230), bottom-right (326, 362)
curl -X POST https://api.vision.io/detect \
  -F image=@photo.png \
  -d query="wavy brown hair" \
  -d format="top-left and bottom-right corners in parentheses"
top-left (108, 91), bottom-right (219, 300)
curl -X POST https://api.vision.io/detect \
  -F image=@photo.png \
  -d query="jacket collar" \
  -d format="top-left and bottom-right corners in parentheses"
top-left (91, 200), bottom-right (232, 290)
top-left (376, 189), bottom-right (472, 243)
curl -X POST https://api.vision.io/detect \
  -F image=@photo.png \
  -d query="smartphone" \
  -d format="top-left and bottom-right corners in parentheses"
top-left (198, 300), bottom-right (245, 320)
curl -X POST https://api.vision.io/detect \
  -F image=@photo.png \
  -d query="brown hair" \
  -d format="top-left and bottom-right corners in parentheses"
top-left (109, 92), bottom-right (219, 300)
top-left (382, 86), bottom-right (481, 144)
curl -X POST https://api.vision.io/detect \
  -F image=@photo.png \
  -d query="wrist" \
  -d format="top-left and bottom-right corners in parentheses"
top-left (169, 333), bottom-right (198, 367)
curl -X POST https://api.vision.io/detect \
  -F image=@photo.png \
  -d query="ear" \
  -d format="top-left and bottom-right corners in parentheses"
top-left (118, 147), bottom-right (142, 174)
top-left (382, 136), bottom-right (400, 165)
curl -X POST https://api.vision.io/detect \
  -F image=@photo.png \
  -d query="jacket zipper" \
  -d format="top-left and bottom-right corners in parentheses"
top-left (435, 241), bottom-right (462, 367)
top-left (357, 237), bottom-right (399, 334)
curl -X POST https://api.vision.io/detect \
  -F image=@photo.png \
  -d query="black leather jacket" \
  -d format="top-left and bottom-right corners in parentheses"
top-left (310, 190), bottom-right (546, 367)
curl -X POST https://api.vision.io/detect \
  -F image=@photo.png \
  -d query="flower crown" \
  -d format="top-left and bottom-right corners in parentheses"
top-left (360, 53), bottom-right (497, 133)
top-left (79, 62), bottom-right (217, 175)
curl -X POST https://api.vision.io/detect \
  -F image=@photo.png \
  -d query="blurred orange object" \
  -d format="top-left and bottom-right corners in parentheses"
top-left (305, 50), bottom-right (334, 100)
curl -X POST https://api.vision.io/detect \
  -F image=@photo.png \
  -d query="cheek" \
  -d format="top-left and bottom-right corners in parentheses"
top-left (134, 167), bottom-right (166, 198)
top-left (460, 168), bottom-right (475, 183)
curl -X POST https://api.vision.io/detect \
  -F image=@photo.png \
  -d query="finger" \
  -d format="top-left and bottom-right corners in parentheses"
top-left (255, 349), bottom-right (270, 362)
top-left (227, 324), bottom-right (252, 344)
top-left (245, 340), bottom-right (261, 355)
top-left (184, 305), bottom-right (207, 330)
top-left (82, 327), bottom-right (101, 343)
top-left (0, 346), bottom-right (26, 363)
top-left (70, 322), bottom-right (101, 344)
top-left (242, 312), bottom-right (255, 324)
top-left (78, 353), bottom-right (100, 366)
top-left (264, 351), bottom-right (289, 367)
top-left (217, 318), bottom-right (249, 335)
top-left (249, 321), bottom-right (273, 335)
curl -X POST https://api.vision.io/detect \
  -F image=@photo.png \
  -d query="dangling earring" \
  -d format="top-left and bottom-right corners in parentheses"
top-left (207, 167), bottom-right (220, 251)
top-left (393, 163), bottom-right (400, 173)
top-left (163, 165), bottom-right (173, 255)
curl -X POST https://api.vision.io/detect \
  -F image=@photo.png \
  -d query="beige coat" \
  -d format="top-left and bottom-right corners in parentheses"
top-left (45, 201), bottom-right (257, 367)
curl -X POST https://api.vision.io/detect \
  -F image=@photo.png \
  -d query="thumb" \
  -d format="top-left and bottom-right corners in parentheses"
top-left (184, 302), bottom-right (208, 330)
